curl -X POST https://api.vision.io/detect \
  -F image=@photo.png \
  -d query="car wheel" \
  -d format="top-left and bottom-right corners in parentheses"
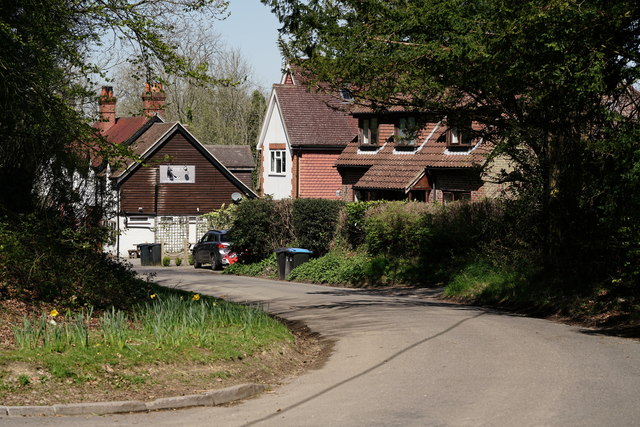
top-left (194, 257), bottom-right (201, 268)
top-left (211, 254), bottom-right (222, 270)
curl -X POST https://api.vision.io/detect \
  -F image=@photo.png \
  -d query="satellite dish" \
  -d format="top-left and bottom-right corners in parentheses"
top-left (231, 192), bottom-right (243, 203)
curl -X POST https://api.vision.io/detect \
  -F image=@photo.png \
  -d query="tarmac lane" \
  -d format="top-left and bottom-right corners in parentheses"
top-left (3, 264), bottom-right (640, 426)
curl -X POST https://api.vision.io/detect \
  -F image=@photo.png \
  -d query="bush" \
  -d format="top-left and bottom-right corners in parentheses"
top-left (174, 257), bottom-right (182, 266)
top-left (228, 199), bottom-right (294, 263)
top-left (292, 198), bottom-right (343, 256)
top-left (0, 213), bottom-right (151, 309)
top-left (223, 253), bottom-right (278, 278)
top-left (339, 201), bottom-right (384, 249)
top-left (162, 256), bottom-right (171, 267)
top-left (287, 250), bottom-right (378, 286)
top-left (363, 201), bottom-right (433, 258)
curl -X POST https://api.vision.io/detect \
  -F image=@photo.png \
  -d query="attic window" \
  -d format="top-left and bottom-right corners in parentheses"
top-left (340, 88), bottom-right (354, 102)
top-left (447, 119), bottom-right (473, 147)
top-left (359, 118), bottom-right (378, 146)
top-left (396, 117), bottom-right (418, 146)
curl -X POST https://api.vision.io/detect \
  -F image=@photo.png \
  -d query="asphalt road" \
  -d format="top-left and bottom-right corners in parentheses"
top-left (5, 264), bottom-right (640, 426)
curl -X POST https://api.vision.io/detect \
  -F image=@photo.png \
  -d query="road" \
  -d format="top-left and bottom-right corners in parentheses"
top-left (4, 264), bottom-right (640, 426)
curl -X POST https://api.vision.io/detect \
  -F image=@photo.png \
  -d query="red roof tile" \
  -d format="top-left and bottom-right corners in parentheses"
top-left (101, 117), bottom-right (151, 144)
top-left (337, 123), bottom-right (492, 191)
top-left (274, 84), bottom-right (358, 147)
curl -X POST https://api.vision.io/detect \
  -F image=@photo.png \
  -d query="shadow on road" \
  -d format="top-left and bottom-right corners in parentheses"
top-left (242, 311), bottom-right (486, 427)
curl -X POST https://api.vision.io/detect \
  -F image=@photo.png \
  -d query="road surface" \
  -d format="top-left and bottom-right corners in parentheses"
top-left (4, 264), bottom-right (640, 426)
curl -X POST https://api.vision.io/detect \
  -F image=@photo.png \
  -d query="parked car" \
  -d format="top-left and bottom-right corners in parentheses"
top-left (192, 230), bottom-right (234, 270)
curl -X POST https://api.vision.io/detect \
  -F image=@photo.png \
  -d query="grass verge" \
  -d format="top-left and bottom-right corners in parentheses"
top-left (0, 287), bottom-right (302, 406)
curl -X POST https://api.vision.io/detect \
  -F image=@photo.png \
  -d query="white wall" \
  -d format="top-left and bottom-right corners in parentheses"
top-left (261, 100), bottom-right (293, 199)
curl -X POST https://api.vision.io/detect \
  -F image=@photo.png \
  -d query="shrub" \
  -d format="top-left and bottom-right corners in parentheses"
top-left (201, 203), bottom-right (238, 230)
top-left (339, 201), bottom-right (384, 249)
top-left (363, 201), bottom-right (433, 258)
top-left (292, 198), bottom-right (343, 256)
top-left (287, 250), bottom-right (377, 286)
top-left (162, 256), bottom-right (171, 267)
top-left (188, 255), bottom-right (194, 265)
top-left (174, 257), bottom-right (182, 266)
top-left (0, 213), bottom-right (151, 309)
top-left (223, 253), bottom-right (278, 278)
top-left (229, 199), bottom-right (294, 263)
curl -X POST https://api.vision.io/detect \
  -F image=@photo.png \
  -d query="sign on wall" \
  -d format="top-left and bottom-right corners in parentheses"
top-left (159, 165), bottom-right (195, 183)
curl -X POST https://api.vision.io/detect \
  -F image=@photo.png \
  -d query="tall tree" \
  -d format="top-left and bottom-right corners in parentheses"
top-left (262, 0), bottom-right (640, 288)
top-left (113, 27), bottom-right (267, 147)
top-left (0, 0), bottom-right (227, 216)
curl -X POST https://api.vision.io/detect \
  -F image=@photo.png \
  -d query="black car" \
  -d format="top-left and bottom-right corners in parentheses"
top-left (192, 230), bottom-right (231, 270)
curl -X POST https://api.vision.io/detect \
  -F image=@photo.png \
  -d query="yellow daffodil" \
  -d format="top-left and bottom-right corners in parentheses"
top-left (150, 294), bottom-right (157, 299)
top-left (50, 309), bottom-right (59, 317)
top-left (193, 294), bottom-right (200, 301)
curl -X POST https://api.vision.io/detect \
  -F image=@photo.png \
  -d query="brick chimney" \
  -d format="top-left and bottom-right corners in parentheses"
top-left (96, 86), bottom-right (116, 133)
top-left (142, 82), bottom-right (166, 118)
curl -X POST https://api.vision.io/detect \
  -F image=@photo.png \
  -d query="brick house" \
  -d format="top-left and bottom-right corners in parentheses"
top-left (336, 107), bottom-right (508, 203)
top-left (93, 85), bottom-right (256, 257)
top-left (256, 66), bottom-right (358, 199)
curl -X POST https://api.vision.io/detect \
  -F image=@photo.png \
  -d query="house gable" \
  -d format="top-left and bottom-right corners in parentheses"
top-left (118, 123), bottom-right (256, 215)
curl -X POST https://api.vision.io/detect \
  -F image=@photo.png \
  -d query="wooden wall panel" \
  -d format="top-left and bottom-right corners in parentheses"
top-left (120, 132), bottom-right (247, 215)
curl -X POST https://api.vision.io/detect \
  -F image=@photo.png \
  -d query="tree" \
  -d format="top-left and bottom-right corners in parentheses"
top-left (113, 29), bottom-right (267, 147)
top-left (261, 0), bottom-right (640, 289)
top-left (0, 0), bottom-right (227, 216)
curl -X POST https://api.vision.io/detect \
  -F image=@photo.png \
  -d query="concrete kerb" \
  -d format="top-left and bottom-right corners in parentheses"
top-left (1, 383), bottom-right (268, 417)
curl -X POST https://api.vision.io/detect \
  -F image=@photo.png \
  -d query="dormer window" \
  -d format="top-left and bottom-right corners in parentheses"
top-left (359, 118), bottom-right (378, 145)
top-left (447, 119), bottom-right (473, 147)
top-left (396, 117), bottom-right (418, 145)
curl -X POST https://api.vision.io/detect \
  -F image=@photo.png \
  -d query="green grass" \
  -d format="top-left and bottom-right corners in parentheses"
top-left (2, 288), bottom-right (292, 387)
top-left (443, 260), bottom-right (537, 305)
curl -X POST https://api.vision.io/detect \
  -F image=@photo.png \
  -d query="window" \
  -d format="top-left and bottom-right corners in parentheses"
top-left (396, 117), bottom-right (417, 145)
top-left (270, 150), bottom-right (287, 174)
top-left (442, 191), bottom-right (471, 204)
top-left (447, 119), bottom-right (473, 146)
top-left (360, 118), bottom-right (378, 145)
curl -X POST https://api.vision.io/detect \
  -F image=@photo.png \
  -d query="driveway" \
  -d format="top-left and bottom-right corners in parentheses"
top-left (5, 264), bottom-right (640, 426)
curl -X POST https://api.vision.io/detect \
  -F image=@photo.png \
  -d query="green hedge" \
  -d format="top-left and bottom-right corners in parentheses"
top-left (292, 198), bottom-right (343, 256)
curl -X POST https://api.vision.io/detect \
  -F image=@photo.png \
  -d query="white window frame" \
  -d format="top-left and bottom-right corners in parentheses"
top-left (397, 117), bottom-right (417, 145)
top-left (360, 118), bottom-right (378, 145)
top-left (270, 150), bottom-right (287, 174)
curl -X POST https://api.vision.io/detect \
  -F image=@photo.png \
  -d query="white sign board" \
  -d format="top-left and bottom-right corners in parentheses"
top-left (159, 165), bottom-right (195, 183)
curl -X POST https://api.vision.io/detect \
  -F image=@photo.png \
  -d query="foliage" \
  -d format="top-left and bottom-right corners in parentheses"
top-left (0, 214), bottom-right (150, 308)
top-left (174, 257), bottom-right (182, 266)
top-left (339, 201), bottom-right (384, 249)
top-left (202, 203), bottom-right (238, 231)
top-left (4, 288), bottom-right (292, 395)
top-left (115, 39), bottom-right (268, 147)
top-left (363, 202), bottom-right (433, 258)
top-left (292, 198), bottom-right (343, 256)
top-left (262, 0), bottom-right (640, 293)
top-left (443, 260), bottom-right (532, 304)
top-left (223, 253), bottom-right (278, 278)
top-left (162, 256), bottom-right (171, 267)
top-left (287, 250), bottom-right (374, 286)
top-left (228, 199), bottom-right (294, 263)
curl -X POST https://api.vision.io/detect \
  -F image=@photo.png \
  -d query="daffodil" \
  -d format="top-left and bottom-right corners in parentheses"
top-left (50, 309), bottom-right (59, 317)
top-left (193, 294), bottom-right (200, 301)
top-left (150, 294), bottom-right (157, 299)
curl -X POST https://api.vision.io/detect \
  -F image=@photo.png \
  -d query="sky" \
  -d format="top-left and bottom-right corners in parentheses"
top-left (214, 1), bottom-right (284, 90)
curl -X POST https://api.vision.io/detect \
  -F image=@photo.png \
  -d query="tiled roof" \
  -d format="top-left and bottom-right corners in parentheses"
top-left (274, 84), bottom-right (358, 147)
top-left (101, 117), bottom-right (150, 144)
top-left (336, 124), bottom-right (492, 191)
top-left (203, 145), bottom-right (255, 169)
top-left (110, 122), bottom-right (176, 178)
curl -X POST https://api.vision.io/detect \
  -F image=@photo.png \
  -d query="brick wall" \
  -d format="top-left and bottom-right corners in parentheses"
top-left (298, 151), bottom-right (344, 199)
top-left (433, 170), bottom-right (485, 202)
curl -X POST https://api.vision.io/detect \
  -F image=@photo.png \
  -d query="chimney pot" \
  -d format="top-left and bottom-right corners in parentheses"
top-left (97, 85), bottom-right (117, 133)
top-left (142, 82), bottom-right (166, 118)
